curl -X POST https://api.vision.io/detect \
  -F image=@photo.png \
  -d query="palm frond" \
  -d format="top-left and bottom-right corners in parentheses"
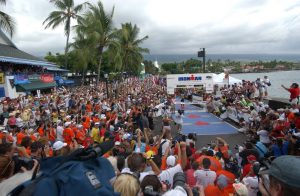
top-left (53, 0), bottom-right (67, 11)
top-left (0, 0), bottom-right (6, 5)
top-left (0, 11), bottom-right (16, 37)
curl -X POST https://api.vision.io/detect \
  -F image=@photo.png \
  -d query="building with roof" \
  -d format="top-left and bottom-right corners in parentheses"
top-left (0, 29), bottom-right (71, 98)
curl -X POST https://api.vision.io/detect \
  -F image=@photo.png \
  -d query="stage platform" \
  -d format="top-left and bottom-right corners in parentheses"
top-left (174, 99), bottom-right (238, 135)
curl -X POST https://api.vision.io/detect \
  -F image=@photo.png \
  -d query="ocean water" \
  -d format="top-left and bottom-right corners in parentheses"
top-left (144, 54), bottom-right (300, 99)
top-left (231, 70), bottom-right (300, 99)
top-left (144, 54), bottom-right (300, 64)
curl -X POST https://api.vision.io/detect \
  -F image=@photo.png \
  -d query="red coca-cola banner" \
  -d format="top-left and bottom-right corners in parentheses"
top-left (40, 74), bottom-right (54, 83)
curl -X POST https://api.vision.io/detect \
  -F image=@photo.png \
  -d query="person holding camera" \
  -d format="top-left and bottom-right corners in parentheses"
top-left (158, 141), bottom-right (187, 188)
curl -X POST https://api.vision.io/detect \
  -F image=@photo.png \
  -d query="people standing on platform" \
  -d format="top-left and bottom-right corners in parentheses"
top-left (262, 76), bottom-right (271, 97)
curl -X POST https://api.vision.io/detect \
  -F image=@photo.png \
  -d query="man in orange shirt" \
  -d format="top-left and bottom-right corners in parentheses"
top-left (75, 125), bottom-right (86, 145)
top-left (86, 101), bottom-right (92, 114)
top-left (205, 175), bottom-right (229, 196)
top-left (214, 137), bottom-right (229, 160)
top-left (92, 114), bottom-right (100, 123)
top-left (63, 122), bottom-right (75, 146)
top-left (16, 129), bottom-right (26, 145)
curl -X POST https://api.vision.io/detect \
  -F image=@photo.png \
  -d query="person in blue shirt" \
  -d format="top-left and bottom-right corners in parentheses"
top-left (270, 138), bottom-right (286, 157)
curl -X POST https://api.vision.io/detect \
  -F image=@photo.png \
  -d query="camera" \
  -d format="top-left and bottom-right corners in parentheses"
top-left (13, 156), bottom-right (34, 171)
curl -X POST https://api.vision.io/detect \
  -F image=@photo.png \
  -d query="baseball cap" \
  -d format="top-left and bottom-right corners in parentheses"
top-left (166, 155), bottom-right (176, 167)
top-left (216, 175), bottom-right (228, 189)
top-left (115, 141), bottom-right (121, 146)
top-left (259, 155), bottom-right (300, 188)
top-left (64, 122), bottom-right (71, 127)
top-left (53, 141), bottom-right (67, 151)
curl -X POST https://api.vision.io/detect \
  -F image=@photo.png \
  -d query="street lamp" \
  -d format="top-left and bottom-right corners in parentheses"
top-left (198, 48), bottom-right (206, 73)
top-left (104, 73), bottom-right (109, 99)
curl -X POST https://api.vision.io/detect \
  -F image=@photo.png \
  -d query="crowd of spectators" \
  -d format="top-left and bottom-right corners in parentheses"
top-left (0, 75), bottom-right (300, 196)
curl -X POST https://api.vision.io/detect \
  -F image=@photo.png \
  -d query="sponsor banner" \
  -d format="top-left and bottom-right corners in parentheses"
top-left (14, 74), bottom-right (30, 84)
top-left (0, 72), bottom-right (4, 84)
top-left (40, 74), bottom-right (54, 83)
top-left (166, 73), bottom-right (214, 94)
top-left (28, 74), bottom-right (40, 81)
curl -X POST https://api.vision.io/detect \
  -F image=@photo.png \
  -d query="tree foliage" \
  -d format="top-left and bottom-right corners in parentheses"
top-left (44, 1), bottom-right (149, 79)
top-left (43, 0), bottom-right (88, 66)
top-left (0, 0), bottom-right (16, 37)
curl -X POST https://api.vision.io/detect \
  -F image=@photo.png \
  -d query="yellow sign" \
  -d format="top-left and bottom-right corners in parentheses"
top-left (0, 73), bottom-right (4, 84)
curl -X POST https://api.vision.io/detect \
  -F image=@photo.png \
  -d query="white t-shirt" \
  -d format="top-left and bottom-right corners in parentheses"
top-left (121, 167), bottom-right (154, 182)
top-left (257, 130), bottom-right (271, 144)
top-left (194, 169), bottom-right (216, 188)
top-left (56, 126), bottom-right (64, 141)
top-left (161, 139), bottom-right (170, 156)
top-left (158, 164), bottom-right (183, 187)
top-left (243, 176), bottom-right (259, 196)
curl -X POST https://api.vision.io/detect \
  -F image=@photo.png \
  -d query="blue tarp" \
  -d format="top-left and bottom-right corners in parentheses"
top-left (54, 76), bottom-right (74, 85)
top-left (64, 80), bottom-right (74, 84)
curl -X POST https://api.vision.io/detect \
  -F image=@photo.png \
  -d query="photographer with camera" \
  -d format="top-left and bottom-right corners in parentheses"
top-left (158, 141), bottom-right (187, 188)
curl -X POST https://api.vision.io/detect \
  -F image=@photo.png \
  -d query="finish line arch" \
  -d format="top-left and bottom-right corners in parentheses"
top-left (166, 73), bottom-right (214, 95)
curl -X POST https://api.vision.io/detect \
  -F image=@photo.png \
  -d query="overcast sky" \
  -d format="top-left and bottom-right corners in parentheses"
top-left (4, 0), bottom-right (300, 56)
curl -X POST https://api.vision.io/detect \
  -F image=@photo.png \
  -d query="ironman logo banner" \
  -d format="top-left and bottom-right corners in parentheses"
top-left (178, 74), bottom-right (202, 81)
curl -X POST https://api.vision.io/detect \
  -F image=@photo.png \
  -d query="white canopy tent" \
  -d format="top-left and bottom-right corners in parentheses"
top-left (213, 73), bottom-right (242, 85)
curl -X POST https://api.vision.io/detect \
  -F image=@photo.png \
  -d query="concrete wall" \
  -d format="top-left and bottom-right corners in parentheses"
top-left (0, 75), bottom-right (19, 98)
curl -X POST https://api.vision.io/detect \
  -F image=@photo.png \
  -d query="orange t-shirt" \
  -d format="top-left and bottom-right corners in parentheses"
top-left (63, 128), bottom-right (75, 145)
top-left (161, 157), bottom-right (167, 170)
top-left (93, 117), bottom-right (100, 123)
top-left (49, 128), bottom-right (56, 142)
top-left (17, 132), bottom-right (26, 145)
top-left (216, 170), bottom-right (235, 194)
top-left (205, 185), bottom-right (229, 196)
top-left (0, 133), bottom-right (4, 140)
top-left (38, 127), bottom-right (44, 137)
top-left (83, 121), bottom-right (90, 129)
top-left (214, 145), bottom-right (229, 159)
top-left (197, 155), bottom-right (222, 172)
top-left (76, 130), bottom-right (85, 144)
top-left (287, 112), bottom-right (295, 122)
top-left (86, 104), bottom-right (92, 113)
top-left (145, 145), bottom-right (158, 155)
top-left (30, 135), bottom-right (37, 142)
top-left (19, 147), bottom-right (31, 157)
top-left (94, 104), bottom-right (100, 112)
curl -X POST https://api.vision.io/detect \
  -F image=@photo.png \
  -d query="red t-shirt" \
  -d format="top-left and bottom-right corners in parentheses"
top-left (295, 118), bottom-right (300, 129)
top-left (185, 169), bottom-right (196, 187)
top-left (289, 88), bottom-right (300, 99)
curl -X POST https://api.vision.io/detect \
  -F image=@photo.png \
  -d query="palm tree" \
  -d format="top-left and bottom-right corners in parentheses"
top-left (118, 23), bottom-right (149, 74)
top-left (43, 0), bottom-right (87, 67)
top-left (0, 0), bottom-right (16, 37)
top-left (70, 30), bottom-right (97, 85)
top-left (76, 1), bottom-right (119, 84)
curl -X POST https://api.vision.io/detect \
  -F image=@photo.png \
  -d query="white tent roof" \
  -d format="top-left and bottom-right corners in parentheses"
top-left (213, 73), bottom-right (242, 85)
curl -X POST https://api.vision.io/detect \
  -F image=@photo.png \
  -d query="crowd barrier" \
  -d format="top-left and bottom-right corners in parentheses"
top-left (220, 107), bottom-right (250, 123)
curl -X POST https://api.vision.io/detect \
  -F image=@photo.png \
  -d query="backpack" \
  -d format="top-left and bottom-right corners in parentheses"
top-left (10, 148), bottom-right (120, 196)
top-left (158, 140), bottom-right (167, 157)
